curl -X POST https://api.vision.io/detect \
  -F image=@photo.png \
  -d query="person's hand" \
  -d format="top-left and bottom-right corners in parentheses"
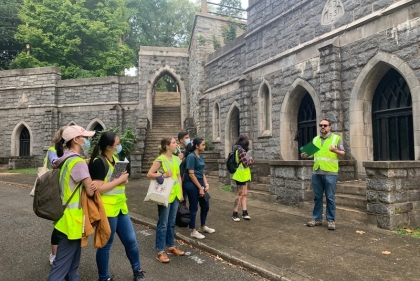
top-left (178, 153), bottom-right (184, 160)
top-left (118, 171), bottom-right (129, 184)
top-left (164, 171), bottom-right (172, 178)
top-left (199, 188), bottom-right (205, 197)
top-left (204, 184), bottom-right (209, 192)
top-left (249, 157), bottom-right (254, 164)
top-left (329, 145), bottom-right (338, 153)
top-left (84, 158), bottom-right (90, 164)
top-left (300, 152), bottom-right (308, 159)
top-left (89, 181), bottom-right (98, 192)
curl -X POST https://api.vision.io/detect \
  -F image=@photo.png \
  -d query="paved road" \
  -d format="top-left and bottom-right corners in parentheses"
top-left (0, 183), bottom-right (264, 281)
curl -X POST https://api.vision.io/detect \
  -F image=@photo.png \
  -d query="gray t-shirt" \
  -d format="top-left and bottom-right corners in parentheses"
top-left (313, 134), bottom-right (345, 175)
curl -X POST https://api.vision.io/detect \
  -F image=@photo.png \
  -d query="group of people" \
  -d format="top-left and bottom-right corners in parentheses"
top-left (42, 125), bottom-right (145, 281)
top-left (40, 117), bottom-right (344, 280)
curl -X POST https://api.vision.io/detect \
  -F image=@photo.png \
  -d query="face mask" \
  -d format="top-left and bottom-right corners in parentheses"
top-left (81, 139), bottom-right (90, 151)
top-left (114, 144), bottom-right (122, 155)
top-left (185, 138), bottom-right (191, 146)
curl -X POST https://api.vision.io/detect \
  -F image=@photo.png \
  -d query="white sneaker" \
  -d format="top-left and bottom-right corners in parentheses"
top-left (200, 226), bottom-right (215, 233)
top-left (49, 254), bottom-right (55, 265)
top-left (190, 230), bottom-right (205, 239)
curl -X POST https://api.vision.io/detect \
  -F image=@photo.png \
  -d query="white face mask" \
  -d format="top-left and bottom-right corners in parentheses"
top-left (185, 138), bottom-right (191, 146)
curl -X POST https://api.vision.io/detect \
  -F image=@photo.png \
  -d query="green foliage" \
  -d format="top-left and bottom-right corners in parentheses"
top-left (396, 228), bottom-right (420, 238)
top-left (90, 127), bottom-right (137, 161)
top-left (12, 0), bottom-right (135, 79)
top-left (125, 0), bottom-right (199, 65)
top-left (154, 74), bottom-right (178, 92)
top-left (212, 35), bottom-right (221, 50)
top-left (217, 0), bottom-right (244, 18)
top-left (220, 185), bottom-right (232, 192)
top-left (4, 168), bottom-right (38, 174)
top-left (0, 0), bottom-right (25, 69)
top-left (221, 20), bottom-right (237, 44)
top-left (204, 139), bottom-right (214, 151)
top-left (197, 35), bottom-right (206, 46)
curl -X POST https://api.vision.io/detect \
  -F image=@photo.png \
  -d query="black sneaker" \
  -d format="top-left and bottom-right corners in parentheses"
top-left (232, 212), bottom-right (240, 222)
top-left (134, 270), bottom-right (146, 281)
top-left (98, 277), bottom-right (114, 281)
top-left (242, 211), bottom-right (251, 220)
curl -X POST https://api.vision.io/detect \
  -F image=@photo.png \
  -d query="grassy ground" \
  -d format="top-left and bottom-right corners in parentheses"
top-left (1, 168), bottom-right (38, 175)
top-left (396, 228), bottom-right (420, 238)
top-left (220, 185), bottom-right (232, 192)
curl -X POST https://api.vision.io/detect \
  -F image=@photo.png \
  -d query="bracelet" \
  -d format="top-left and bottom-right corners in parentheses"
top-left (205, 184), bottom-right (209, 187)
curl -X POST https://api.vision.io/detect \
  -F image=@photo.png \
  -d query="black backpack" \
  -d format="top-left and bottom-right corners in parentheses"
top-left (226, 148), bottom-right (239, 174)
top-left (176, 202), bottom-right (190, 227)
top-left (33, 156), bottom-right (82, 221)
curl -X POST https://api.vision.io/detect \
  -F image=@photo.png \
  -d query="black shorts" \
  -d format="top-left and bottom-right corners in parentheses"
top-left (234, 180), bottom-right (247, 186)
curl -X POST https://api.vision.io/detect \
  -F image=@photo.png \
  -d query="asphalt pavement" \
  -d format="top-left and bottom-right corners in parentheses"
top-left (2, 173), bottom-right (420, 281)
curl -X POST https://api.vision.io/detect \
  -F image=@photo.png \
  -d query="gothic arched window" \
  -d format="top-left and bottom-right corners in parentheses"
top-left (372, 69), bottom-right (414, 160)
top-left (297, 93), bottom-right (316, 159)
top-left (19, 127), bottom-right (30, 156)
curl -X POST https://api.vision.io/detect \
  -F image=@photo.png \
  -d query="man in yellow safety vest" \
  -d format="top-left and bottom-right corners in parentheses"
top-left (301, 119), bottom-right (345, 230)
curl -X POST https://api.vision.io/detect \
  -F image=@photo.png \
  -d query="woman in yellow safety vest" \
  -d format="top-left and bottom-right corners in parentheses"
top-left (231, 134), bottom-right (254, 222)
top-left (47, 125), bottom-right (97, 281)
top-left (147, 137), bottom-right (185, 263)
top-left (88, 131), bottom-right (146, 281)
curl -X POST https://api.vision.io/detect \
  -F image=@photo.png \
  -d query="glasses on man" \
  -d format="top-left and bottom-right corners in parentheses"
top-left (319, 124), bottom-right (329, 128)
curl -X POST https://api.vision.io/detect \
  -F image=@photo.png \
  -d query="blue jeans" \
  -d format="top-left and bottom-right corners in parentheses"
top-left (96, 212), bottom-right (141, 280)
top-left (156, 198), bottom-right (179, 251)
top-left (184, 178), bottom-right (209, 229)
top-left (311, 174), bottom-right (338, 222)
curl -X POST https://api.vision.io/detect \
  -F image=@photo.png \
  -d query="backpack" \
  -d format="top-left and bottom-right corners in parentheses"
top-left (33, 156), bottom-right (82, 221)
top-left (175, 202), bottom-right (190, 227)
top-left (226, 149), bottom-right (239, 174)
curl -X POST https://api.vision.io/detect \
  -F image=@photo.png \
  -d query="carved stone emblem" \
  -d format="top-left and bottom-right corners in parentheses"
top-left (321, 0), bottom-right (345, 26)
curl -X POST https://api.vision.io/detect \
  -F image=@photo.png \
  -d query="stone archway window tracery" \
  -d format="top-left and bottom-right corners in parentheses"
top-left (297, 92), bottom-right (317, 159)
top-left (213, 102), bottom-right (220, 141)
top-left (372, 69), bottom-right (414, 161)
top-left (258, 82), bottom-right (272, 137)
top-left (19, 127), bottom-right (30, 156)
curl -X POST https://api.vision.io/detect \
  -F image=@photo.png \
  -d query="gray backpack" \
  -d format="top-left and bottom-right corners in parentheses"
top-left (33, 156), bottom-right (81, 221)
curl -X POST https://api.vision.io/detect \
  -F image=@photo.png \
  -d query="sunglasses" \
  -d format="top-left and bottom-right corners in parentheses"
top-left (319, 124), bottom-right (329, 128)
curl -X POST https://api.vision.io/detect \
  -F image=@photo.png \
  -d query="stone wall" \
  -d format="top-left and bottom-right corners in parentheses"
top-left (364, 161), bottom-right (420, 230)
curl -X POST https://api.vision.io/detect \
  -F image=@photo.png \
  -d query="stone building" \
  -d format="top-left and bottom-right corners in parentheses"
top-left (1, 0), bottom-right (420, 229)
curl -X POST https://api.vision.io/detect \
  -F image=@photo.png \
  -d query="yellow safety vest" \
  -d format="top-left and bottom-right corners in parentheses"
top-left (156, 154), bottom-right (182, 203)
top-left (100, 155), bottom-right (128, 217)
top-left (232, 149), bottom-right (252, 182)
top-left (54, 156), bottom-right (85, 240)
top-left (313, 133), bottom-right (340, 173)
top-left (43, 147), bottom-right (57, 169)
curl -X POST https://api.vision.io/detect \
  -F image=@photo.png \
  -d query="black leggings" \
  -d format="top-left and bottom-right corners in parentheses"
top-left (51, 228), bottom-right (60, 245)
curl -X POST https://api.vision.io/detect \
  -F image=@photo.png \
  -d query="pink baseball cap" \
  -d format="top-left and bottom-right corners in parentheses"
top-left (62, 125), bottom-right (95, 142)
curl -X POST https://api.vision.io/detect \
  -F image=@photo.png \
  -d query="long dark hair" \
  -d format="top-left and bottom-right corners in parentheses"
top-left (184, 138), bottom-right (203, 159)
top-left (55, 138), bottom-right (73, 157)
top-left (88, 131), bottom-right (117, 171)
top-left (235, 134), bottom-right (250, 152)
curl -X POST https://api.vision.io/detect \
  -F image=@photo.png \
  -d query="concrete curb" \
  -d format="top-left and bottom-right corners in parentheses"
top-left (129, 212), bottom-right (289, 281)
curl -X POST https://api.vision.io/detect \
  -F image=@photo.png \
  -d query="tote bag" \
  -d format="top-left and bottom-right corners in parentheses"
top-left (30, 151), bottom-right (50, 197)
top-left (144, 156), bottom-right (175, 207)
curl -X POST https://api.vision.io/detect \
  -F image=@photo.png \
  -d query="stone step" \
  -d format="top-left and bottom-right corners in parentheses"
top-left (257, 176), bottom-right (271, 185)
top-left (207, 170), bottom-right (219, 177)
top-left (336, 181), bottom-right (366, 196)
top-left (335, 194), bottom-right (366, 211)
top-left (248, 183), bottom-right (271, 193)
top-left (0, 164), bottom-right (9, 172)
top-left (247, 190), bottom-right (277, 203)
top-left (302, 202), bottom-right (372, 225)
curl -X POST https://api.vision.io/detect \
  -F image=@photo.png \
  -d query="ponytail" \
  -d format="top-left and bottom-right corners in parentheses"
top-left (88, 144), bottom-right (100, 172)
top-left (55, 139), bottom-right (65, 157)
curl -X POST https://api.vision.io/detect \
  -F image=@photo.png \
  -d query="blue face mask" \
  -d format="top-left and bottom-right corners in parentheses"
top-left (185, 138), bottom-right (191, 146)
top-left (81, 139), bottom-right (90, 151)
top-left (114, 144), bottom-right (122, 155)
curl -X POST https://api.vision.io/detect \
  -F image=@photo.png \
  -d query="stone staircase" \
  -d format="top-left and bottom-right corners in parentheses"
top-left (303, 180), bottom-right (368, 224)
top-left (141, 91), bottom-right (182, 174)
top-left (248, 176), bottom-right (277, 203)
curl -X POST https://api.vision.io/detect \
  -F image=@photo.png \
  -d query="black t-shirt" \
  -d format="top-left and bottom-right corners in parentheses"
top-left (89, 158), bottom-right (109, 181)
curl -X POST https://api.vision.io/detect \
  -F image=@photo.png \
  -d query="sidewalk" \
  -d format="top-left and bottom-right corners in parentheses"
top-left (2, 173), bottom-right (420, 281)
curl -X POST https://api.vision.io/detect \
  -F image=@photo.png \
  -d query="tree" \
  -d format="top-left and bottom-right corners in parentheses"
top-left (217, 0), bottom-right (244, 18)
top-left (154, 74), bottom-right (178, 92)
top-left (126, 0), bottom-right (199, 50)
top-left (0, 0), bottom-right (25, 70)
top-left (11, 0), bottom-right (135, 79)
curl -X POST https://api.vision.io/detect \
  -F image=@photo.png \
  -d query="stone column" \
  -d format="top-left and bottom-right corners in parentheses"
top-left (201, 0), bottom-right (207, 13)
top-left (363, 161), bottom-right (420, 230)
top-left (318, 42), bottom-right (343, 132)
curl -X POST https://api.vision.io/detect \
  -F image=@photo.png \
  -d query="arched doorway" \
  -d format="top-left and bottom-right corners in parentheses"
top-left (230, 107), bottom-right (240, 145)
top-left (372, 69), bottom-right (414, 160)
top-left (297, 92), bottom-right (317, 159)
top-left (19, 127), bottom-right (30, 156)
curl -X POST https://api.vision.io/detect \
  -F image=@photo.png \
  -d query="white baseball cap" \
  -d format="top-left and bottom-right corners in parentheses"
top-left (62, 125), bottom-right (95, 142)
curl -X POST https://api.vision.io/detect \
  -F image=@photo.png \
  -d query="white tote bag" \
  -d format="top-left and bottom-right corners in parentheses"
top-left (143, 156), bottom-right (175, 207)
top-left (143, 177), bottom-right (175, 207)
